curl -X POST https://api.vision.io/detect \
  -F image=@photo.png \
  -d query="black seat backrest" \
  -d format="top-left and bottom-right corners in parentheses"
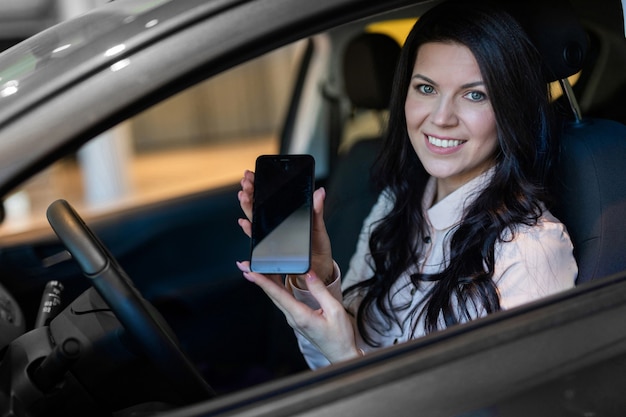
top-left (324, 32), bottom-right (400, 273)
top-left (325, 138), bottom-right (382, 273)
top-left (341, 33), bottom-right (401, 111)
top-left (553, 119), bottom-right (626, 283)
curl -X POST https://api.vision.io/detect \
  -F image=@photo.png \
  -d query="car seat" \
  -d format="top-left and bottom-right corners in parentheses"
top-left (574, 22), bottom-right (626, 126)
top-left (509, 0), bottom-right (626, 284)
top-left (324, 32), bottom-right (400, 273)
top-left (554, 116), bottom-right (626, 284)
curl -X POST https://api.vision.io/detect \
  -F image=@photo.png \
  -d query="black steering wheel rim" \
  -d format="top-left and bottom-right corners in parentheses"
top-left (46, 199), bottom-right (215, 404)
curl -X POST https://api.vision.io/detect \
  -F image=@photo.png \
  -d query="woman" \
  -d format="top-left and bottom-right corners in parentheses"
top-left (237, 0), bottom-right (577, 369)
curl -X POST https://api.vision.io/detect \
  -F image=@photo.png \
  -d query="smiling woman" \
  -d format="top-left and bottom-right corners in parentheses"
top-left (345, 0), bottom-right (578, 347)
top-left (236, 0), bottom-right (578, 371)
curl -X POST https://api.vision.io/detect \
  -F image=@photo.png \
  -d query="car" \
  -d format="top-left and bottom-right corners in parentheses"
top-left (0, 0), bottom-right (625, 415)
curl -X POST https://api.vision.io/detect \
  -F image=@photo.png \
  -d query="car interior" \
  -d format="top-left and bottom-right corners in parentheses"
top-left (0, 0), bottom-right (625, 415)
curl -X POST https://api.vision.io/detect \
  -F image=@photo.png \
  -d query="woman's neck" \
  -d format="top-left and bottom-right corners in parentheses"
top-left (433, 163), bottom-right (495, 205)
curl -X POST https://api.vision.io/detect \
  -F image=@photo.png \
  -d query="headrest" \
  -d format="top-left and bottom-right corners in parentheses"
top-left (504, 0), bottom-right (589, 81)
top-left (342, 33), bottom-right (401, 110)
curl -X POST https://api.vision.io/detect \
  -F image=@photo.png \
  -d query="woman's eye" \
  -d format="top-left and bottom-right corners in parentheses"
top-left (417, 84), bottom-right (435, 94)
top-left (465, 91), bottom-right (486, 101)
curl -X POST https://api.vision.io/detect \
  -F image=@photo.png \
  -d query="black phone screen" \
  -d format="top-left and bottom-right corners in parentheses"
top-left (250, 154), bottom-right (314, 274)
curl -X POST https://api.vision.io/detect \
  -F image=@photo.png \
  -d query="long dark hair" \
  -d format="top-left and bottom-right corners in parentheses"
top-left (345, 0), bottom-right (556, 345)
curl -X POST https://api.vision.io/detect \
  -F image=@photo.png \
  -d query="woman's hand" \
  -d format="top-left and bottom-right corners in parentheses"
top-left (235, 261), bottom-right (360, 363)
top-left (237, 170), bottom-right (255, 238)
top-left (237, 169), bottom-right (334, 285)
top-left (236, 169), bottom-right (359, 363)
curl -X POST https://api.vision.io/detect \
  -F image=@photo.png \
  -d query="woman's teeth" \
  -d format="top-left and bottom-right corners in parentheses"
top-left (428, 135), bottom-right (464, 148)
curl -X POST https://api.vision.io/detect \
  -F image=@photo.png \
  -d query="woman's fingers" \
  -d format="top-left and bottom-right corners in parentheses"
top-left (312, 187), bottom-right (326, 227)
top-left (238, 170), bottom-right (255, 221)
top-left (236, 263), bottom-right (333, 332)
top-left (309, 188), bottom-right (334, 284)
top-left (236, 261), bottom-right (305, 322)
top-left (302, 272), bottom-right (351, 330)
top-left (236, 260), bottom-right (281, 285)
top-left (237, 170), bottom-right (255, 237)
top-left (236, 262), bottom-right (358, 363)
top-left (303, 272), bottom-right (338, 310)
top-left (300, 272), bottom-right (360, 362)
top-left (238, 218), bottom-right (252, 238)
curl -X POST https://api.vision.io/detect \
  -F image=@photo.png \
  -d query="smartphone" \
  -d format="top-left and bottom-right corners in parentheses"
top-left (250, 154), bottom-right (315, 274)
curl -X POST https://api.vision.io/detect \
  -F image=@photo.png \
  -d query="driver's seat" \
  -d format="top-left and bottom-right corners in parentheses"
top-left (509, 0), bottom-right (626, 283)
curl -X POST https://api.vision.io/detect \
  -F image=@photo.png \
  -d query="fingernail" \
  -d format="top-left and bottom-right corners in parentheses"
top-left (242, 271), bottom-right (255, 282)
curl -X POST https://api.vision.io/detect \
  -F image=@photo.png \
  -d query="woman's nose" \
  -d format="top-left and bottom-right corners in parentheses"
top-left (431, 96), bottom-right (458, 127)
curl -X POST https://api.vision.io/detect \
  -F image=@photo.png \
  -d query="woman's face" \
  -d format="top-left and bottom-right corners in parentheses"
top-left (405, 41), bottom-right (498, 201)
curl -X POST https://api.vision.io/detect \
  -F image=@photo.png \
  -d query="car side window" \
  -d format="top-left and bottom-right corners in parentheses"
top-left (0, 40), bottom-right (306, 236)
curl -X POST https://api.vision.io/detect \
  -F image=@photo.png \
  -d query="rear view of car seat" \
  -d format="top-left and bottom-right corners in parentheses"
top-left (324, 32), bottom-right (401, 273)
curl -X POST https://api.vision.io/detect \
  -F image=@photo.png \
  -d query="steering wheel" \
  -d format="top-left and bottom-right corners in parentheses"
top-left (46, 199), bottom-right (216, 404)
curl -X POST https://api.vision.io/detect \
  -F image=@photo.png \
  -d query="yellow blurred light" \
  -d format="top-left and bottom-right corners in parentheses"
top-left (366, 18), bottom-right (417, 45)
top-left (549, 72), bottom-right (581, 100)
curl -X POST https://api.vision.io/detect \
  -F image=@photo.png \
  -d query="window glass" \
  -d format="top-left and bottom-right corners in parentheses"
top-left (0, 40), bottom-right (305, 236)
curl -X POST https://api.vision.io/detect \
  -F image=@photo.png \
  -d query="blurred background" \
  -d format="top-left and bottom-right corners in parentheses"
top-left (0, 0), bottom-right (302, 237)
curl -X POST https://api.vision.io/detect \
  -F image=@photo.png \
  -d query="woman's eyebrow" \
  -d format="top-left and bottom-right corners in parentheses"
top-left (411, 74), bottom-right (485, 90)
top-left (412, 74), bottom-right (437, 85)
top-left (461, 81), bottom-right (485, 89)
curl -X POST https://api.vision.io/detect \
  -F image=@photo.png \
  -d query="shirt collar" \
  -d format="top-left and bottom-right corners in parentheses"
top-left (424, 167), bottom-right (495, 231)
